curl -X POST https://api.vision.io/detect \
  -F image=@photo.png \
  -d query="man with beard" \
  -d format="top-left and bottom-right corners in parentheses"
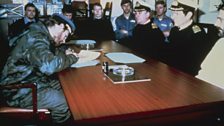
top-left (115, 0), bottom-right (136, 42)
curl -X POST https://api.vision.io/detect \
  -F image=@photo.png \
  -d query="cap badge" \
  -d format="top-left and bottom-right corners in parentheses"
top-left (135, 1), bottom-right (140, 7)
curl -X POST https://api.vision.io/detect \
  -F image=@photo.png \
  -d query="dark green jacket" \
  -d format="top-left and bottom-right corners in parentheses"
top-left (0, 21), bottom-right (77, 105)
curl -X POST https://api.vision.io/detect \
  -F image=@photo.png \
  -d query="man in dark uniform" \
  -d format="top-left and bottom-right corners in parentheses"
top-left (8, 3), bottom-right (39, 38)
top-left (81, 3), bottom-right (115, 41)
top-left (160, 0), bottom-right (211, 76)
top-left (131, 1), bottom-right (165, 59)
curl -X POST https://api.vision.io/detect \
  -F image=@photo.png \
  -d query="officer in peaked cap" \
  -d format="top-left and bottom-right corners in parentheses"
top-left (159, 0), bottom-right (212, 76)
top-left (134, 1), bottom-right (153, 24)
top-left (130, 1), bottom-right (165, 60)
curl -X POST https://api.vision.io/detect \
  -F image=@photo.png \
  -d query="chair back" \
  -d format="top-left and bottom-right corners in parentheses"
top-left (104, 2), bottom-right (113, 20)
top-left (0, 83), bottom-right (51, 125)
top-left (72, 1), bottom-right (88, 18)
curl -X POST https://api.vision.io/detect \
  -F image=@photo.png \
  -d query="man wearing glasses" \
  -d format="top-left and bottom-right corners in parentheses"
top-left (131, 1), bottom-right (165, 60)
top-left (159, 0), bottom-right (210, 76)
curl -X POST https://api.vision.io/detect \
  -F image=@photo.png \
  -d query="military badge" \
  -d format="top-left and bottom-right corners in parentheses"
top-left (192, 25), bottom-right (201, 33)
top-left (152, 23), bottom-right (158, 29)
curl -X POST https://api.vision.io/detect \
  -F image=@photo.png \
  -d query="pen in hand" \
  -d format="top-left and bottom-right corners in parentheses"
top-left (66, 48), bottom-right (79, 57)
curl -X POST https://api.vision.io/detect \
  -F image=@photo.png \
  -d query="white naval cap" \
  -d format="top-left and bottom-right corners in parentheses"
top-left (170, 0), bottom-right (198, 11)
top-left (134, 0), bottom-right (155, 11)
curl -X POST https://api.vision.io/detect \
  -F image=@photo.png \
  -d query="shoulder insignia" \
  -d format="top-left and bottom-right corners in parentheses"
top-left (192, 25), bottom-right (201, 33)
top-left (151, 23), bottom-right (158, 29)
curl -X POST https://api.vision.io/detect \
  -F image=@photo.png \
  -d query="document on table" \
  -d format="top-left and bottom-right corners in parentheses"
top-left (71, 60), bottom-right (100, 68)
top-left (71, 50), bottom-right (101, 68)
top-left (66, 40), bottom-right (96, 45)
top-left (105, 52), bottom-right (145, 64)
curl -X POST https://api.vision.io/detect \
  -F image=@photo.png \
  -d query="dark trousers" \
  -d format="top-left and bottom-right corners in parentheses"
top-left (18, 87), bottom-right (71, 123)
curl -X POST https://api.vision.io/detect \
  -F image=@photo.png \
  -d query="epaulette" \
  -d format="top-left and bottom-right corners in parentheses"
top-left (192, 25), bottom-right (201, 33)
top-left (151, 23), bottom-right (158, 29)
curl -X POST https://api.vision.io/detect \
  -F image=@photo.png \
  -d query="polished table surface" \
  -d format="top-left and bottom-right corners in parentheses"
top-left (59, 40), bottom-right (224, 125)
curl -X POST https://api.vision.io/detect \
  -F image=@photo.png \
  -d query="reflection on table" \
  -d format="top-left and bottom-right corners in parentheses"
top-left (59, 40), bottom-right (224, 126)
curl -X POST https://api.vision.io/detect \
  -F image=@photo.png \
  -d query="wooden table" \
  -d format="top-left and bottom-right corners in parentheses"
top-left (59, 41), bottom-right (224, 126)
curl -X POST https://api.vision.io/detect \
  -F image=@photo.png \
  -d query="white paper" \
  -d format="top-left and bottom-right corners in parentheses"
top-left (105, 52), bottom-right (145, 64)
top-left (76, 50), bottom-right (101, 64)
top-left (67, 40), bottom-right (96, 45)
top-left (71, 60), bottom-right (100, 68)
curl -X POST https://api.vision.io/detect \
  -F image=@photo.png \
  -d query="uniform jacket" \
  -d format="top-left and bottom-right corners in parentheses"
top-left (82, 17), bottom-right (115, 41)
top-left (8, 17), bottom-right (36, 38)
top-left (160, 23), bottom-right (209, 76)
top-left (115, 13), bottom-right (136, 40)
top-left (153, 15), bottom-right (173, 32)
top-left (131, 20), bottom-right (165, 59)
top-left (0, 21), bottom-right (78, 105)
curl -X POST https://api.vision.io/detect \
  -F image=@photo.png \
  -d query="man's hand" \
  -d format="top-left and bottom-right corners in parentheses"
top-left (120, 29), bottom-right (128, 35)
top-left (65, 48), bottom-right (78, 57)
top-left (163, 30), bottom-right (170, 37)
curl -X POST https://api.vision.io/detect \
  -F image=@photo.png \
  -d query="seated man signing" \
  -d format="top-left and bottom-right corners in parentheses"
top-left (0, 14), bottom-right (77, 124)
